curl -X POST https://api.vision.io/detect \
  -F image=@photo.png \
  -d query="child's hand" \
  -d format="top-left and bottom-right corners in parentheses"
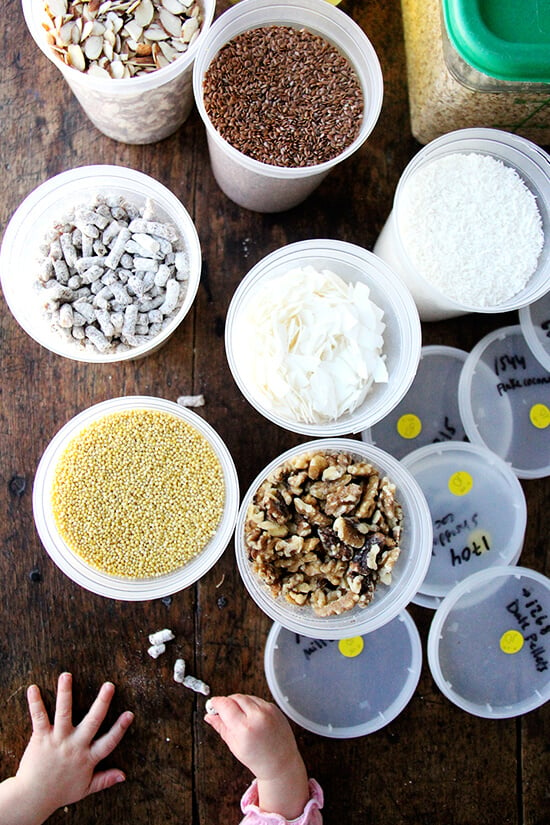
top-left (2, 672), bottom-right (134, 825)
top-left (204, 694), bottom-right (309, 820)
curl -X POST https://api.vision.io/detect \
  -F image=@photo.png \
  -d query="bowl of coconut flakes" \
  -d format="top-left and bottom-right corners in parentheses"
top-left (224, 239), bottom-right (422, 436)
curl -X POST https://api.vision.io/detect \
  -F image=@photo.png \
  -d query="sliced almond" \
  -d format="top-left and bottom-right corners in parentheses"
top-left (67, 42), bottom-right (86, 70)
top-left (158, 8), bottom-right (183, 37)
top-left (133, 0), bottom-right (154, 28)
top-left (84, 34), bottom-right (103, 59)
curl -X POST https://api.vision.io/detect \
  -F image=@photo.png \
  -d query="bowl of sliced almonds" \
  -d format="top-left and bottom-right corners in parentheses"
top-left (22, 0), bottom-right (215, 143)
top-left (234, 438), bottom-right (433, 639)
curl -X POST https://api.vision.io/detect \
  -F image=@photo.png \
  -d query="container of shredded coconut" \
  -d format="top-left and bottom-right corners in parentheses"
top-left (374, 128), bottom-right (549, 321)
top-left (225, 239), bottom-right (421, 436)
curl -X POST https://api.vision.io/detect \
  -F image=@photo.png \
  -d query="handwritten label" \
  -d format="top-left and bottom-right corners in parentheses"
top-left (295, 634), bottom-right (336, 661)
top-left (433, 511), bottom-right (479, 548)
top-left (541, 318), bottom-right (550, 339)
top-left (493, 353), bottom-right (527, 375)
top-left (505, 587), bottom-right (549, 673)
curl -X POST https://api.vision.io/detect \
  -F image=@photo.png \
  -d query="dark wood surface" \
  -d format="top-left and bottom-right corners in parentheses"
top-left (1, 1), bottom-right (548, 824)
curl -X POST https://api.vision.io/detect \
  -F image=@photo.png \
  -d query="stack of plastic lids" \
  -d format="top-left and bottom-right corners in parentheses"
top-left (519, 292), bottom-right (550, 372)
top-left (264, 612), bottom-right (422, 738)
top-left (402, 441), bottom-right (527, 609)
top-left (427, 566), bottom-right (550, 718)
top-left (458, 325), bottom-right (550, 478)
top-left (362, 345), bottom-right (468, 459)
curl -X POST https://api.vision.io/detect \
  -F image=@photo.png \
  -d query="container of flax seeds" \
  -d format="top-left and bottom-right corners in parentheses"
top-left (401, 0), bottom-right (550, 145)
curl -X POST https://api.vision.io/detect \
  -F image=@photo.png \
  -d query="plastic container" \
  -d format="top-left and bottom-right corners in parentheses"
top-left (458, 325), bottom-right (550, 479)
top-left (519, 292), bottom-right (550, 372)
top-left (373, 128), bottom-right (550, 321)
top-left (362, 345), bottom-right (468, 459)
top-left (401, 0), bottom-right (550, 145)
top-left (264, 612), bottom-right (422, 737)
top-left (401, 442), bottom-right (527, 610)
top-left (33, 396), bottom-right (239, 600)
top-left (427, 566), bottom-right (550, 718)
top-left (192, 0), bottom-right (383, 212)
top-left (225, 240), bottom-right (421, 436)
top-left (22, 0), bottom-right (215, 144)
top-left (0, 165), bottom-right (201, 363)
top-left (235, 438), bottom-right (433, 640)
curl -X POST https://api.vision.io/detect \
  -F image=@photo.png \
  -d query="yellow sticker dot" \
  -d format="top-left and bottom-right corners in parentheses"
top-left (338, 637), bottom-right (364, 658)
top-left (448, 471), bottom-right (473, 496)
top-left (500, 629), bottom-right (524, 655)
top-left (529, 403), bottom-right (550, 429)
top-left (397, 413), bottom-right (422, 440)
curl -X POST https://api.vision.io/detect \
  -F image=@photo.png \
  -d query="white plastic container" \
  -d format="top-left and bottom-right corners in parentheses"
top-left (264, 612), bottom-right (422, 737)
top-left (458, 325), bottom-right (550, 479)
top-left (428, 566), bottom-right (550, 719)
top-left (225, 240), bottom-right (421, 437)
top-left (33, 396), bottom-right (239, 601)
top-left (402, 441), bottom-right (527, 610)
top-left (22, 0), bottom-right (215, 144)
top-left (374, 129), bottom-right (550, 321)
top-left (0, 165), bottom-right (201, 363)
top-left (192, 0), bottom-right (383, 212)
top-left (235, 438), bottom-right (433, 640)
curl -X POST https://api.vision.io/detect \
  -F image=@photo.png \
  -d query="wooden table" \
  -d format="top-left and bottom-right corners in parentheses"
top-left (1, 2), bottom-right (548, 823)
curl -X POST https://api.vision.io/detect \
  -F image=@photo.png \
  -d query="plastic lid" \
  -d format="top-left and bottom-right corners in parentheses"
top-left (362, 345), bottom-right (468, 459)
top-left (442, 0), bottom-right (550, 82)
top-left (402, 442), bottom-right (527, 607)
top-left (519, 291), bottom-right (550, 372)
top-left (428, 566), bottom-right (550, 718)
top-left (264, 612), bottom-right (422, 738)
top-left (458, 325), bottom-right (550, 478)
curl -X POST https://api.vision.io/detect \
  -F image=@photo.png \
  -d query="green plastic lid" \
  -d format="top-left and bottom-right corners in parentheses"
top-left (442, 0), bottom-right (550, 82)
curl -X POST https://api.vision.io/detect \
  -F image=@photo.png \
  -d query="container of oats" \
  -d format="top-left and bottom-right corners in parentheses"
top-left (401, 0), bottom-right (550, 145)
top-left (192, 0), bottom-right (383, 212)
top-left (373, 128), bottom-right (550, 321)
top-left (225, 240), bottom-right (421, 436)
top-left (235, 439), bottom-right (433, 640)
top-left (264, 612), bottom-right (422, 737)
top-left (0, 165), bottom-right (201, 362)
top-left (32, 396), bottom-right (239, 600)
top-left (22, 0), bottom-right (215, 144)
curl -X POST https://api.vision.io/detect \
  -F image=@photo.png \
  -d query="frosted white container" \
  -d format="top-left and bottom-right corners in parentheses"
top-left (235, 438), bottom-right (433, 640)
top-left (33, 396), bottom-right (239, 601)
top-left (374, 128), bottom-right (550, 321)
top-left (0, 165), bottom-right (201, 363)
top-left (22, 0), bottom-right (215, 144)
top-left (192, 0), bottom-right (383, 212)
top-left (225, 240), bottom-right (421, 437)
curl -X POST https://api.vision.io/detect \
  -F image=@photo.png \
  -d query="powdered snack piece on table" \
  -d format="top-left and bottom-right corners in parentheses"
top-left (238, 265), bottom-right (388, 424)
top-left (399, 153), bottom-right (544, 306)
top-left (244, 449), bottom-right (404, 617)
top-left (202, 25), bottom-right (364, 167)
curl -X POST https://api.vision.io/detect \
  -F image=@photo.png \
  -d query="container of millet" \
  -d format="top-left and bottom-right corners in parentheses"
top-left (373, 128), bottom-right (550, 321)
top-left (192, 0), bottom-right (383, 212)
top-left (234, 438), bottom-right (433, 639)
top-left (22, 0), bottom-right (215, 143)
top-left (224, 239), bottom-right (421, 436)
top-left (0, 165), bottom-right (201, 363)
top-left (32, 396), bottom-right (240, 600)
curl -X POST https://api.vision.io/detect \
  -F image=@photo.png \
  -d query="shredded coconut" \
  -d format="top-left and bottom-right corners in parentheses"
top-left (238, 266), bottom-right (388, 424)
top-left (399, 153), bottom-right (544, 306)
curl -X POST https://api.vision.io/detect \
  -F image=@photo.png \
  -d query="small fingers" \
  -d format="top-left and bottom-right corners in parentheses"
top-left (76, 681), bottom-right (116, 743)
top-left (26, 684), bottom-right (51, 735)
top-left (53, 672), bottom-right (74, 736)
top-left (90, 710), bottom-right (134, 764)
top-left (88, 768), bottom-right (127, 796)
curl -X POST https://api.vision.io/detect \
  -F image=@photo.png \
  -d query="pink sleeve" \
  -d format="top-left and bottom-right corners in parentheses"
top-left (240, 778), bottom-right (323, 825)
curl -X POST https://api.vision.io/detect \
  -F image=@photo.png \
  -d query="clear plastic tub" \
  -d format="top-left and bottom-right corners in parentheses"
top-left (519, 292), bottom-right (550, 372)
top-left (235, 438), bottom-right (433, 640)
top-left (362, 345), bottom-right (468, 459)
top-left (0, 165), bottom-right (201, 363)
top-left (427, 566), bottom-right (550, 718)
top-left (225, 240), bottom-right (421, 436)
top-left (33, 396), bottom-right (239, 600)
top-left (192, 0), bottom-right (383, 212)
top-left (22, 0), bottom-right (215, 144)
top-left (458, 325), bottom-right (550, 479)
top-left (374, 128), bottom-right (550, 321)
top-left (264, 612), bottom-right (422, 737)
top-left (402, 441), bottom-right (527, 609)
